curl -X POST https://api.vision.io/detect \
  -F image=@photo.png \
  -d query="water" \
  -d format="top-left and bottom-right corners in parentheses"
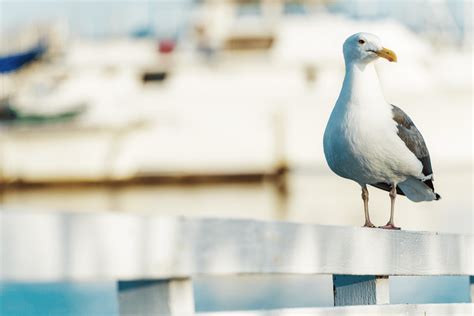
top-left (1, 276), bottom-right (471, 315)
top-left (2, 168), bottom-right (472, 234)
top-left (0, 281), bottom-right (118, 316)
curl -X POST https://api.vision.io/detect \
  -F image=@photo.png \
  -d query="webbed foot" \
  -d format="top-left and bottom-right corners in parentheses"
top-left (378, 223), bottom-right (401, 230)
top-left (363, 221), bottom-right (376, 228)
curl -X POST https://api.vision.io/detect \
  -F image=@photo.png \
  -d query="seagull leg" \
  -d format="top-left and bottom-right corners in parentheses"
top-left (361, 185), bottom-right (375, 228)
top-left (379, 184), bottom-right (401, 230)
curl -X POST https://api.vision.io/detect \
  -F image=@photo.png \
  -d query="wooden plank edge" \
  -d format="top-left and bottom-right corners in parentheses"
top-left (197, 303), bottom-right (473, 316)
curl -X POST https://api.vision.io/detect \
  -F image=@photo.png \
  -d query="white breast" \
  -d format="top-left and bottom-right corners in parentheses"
top-left (323, 63), bottom-right (423, 186)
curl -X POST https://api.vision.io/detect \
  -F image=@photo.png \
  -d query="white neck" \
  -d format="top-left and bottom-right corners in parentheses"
top-left (338, 61), bottom-right (386, 108)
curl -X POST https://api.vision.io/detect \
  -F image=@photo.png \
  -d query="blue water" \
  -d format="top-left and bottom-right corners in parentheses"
top-left (1, 276), bottom-right (471, 315)
top-left (0, 282), bottom-right (118, 316)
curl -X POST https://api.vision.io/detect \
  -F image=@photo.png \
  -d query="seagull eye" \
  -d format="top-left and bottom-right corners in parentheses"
top-left (358, 39), bottom-right (365, 44)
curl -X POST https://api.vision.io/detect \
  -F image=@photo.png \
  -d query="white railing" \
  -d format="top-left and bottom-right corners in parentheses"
top-left (1, 211), bottom-right (473, 315)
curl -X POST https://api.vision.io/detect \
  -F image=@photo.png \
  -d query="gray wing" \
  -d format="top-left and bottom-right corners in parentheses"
top-left (391, 104), bottom-right (433, 178)
top-left (370, 105), bottom-right (437, 196)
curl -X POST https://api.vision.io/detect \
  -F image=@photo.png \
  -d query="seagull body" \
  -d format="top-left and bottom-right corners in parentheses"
top-left (323, 33), bottom-right (440, 229)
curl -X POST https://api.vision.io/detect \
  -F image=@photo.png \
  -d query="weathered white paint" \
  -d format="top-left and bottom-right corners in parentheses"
top-left (118, 278), bottom-right (194, 316)
top-left (1, 211), bottom-right (472, 281)
top-left (197, 304), bottom-right (473, 316)
top-left (375, 276), bottom-right (390, 304)
top-left (332, 275), bottom-right (389, 306)
top-left (169, 278), bottom-right (195, 315)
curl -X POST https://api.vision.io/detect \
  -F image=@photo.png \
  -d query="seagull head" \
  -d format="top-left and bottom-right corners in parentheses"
top-left (343, 32), bottom-right (397, 66)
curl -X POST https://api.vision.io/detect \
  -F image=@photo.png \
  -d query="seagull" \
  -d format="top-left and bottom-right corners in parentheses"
top-left (323, 32), bottom-right (440, 230)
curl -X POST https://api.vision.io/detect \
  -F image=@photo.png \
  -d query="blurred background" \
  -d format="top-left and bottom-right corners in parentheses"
top-left (0, 0), bottom-right (472, 315)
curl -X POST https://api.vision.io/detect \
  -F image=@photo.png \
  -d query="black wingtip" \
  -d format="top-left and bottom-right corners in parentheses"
top-left (435, 193), bottom-right (441, 200)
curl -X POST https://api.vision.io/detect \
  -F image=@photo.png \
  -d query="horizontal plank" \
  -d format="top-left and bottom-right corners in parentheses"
top-left (197, 304), bottom-right (474, 316)
top-left (0, 211), bottom-right (473, 281)
top-left (0, 170), bottom-right (278, 188)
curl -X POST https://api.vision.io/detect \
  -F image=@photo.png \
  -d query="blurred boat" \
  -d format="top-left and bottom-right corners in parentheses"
top-left (0, 1), bottom-right (471, 189)
top-left (0, 98), bottom-right (86, 126)
top-left (0, 41), bottom-right (46, 73)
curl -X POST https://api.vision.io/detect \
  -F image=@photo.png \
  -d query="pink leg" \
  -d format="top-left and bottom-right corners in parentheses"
top-left (361, 185), bottom-right (375, 228)
top-left (379, 184), bottom-right (401, 230)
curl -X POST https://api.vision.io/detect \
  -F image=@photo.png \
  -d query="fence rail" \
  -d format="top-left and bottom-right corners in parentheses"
top-left (1, 211), bottom-right (473, 315)
top-left (198, 304), bottom-right (473, 316)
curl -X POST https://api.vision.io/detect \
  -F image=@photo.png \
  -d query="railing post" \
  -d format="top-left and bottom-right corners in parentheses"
top-left (333, 275), bottom-right (389, 306)
top-left (118, 278), bottom-right (194, 315)
top-left (470, 276), bottom-right (474, 303)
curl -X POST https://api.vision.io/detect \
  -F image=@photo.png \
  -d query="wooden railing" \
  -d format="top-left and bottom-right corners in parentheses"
top-left (1, 211), bottom-right (473, 315)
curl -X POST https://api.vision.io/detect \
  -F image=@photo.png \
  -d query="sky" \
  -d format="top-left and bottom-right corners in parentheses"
top-left (0, 0), bottom-right (470, 42)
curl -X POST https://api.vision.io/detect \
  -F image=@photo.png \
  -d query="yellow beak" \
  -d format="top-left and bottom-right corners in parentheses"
top-left (375, 47), bottom-right (397, 62)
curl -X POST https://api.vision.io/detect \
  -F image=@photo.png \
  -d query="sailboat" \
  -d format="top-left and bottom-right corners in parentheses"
top-left (0, 41), bottom-right (46, 73)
